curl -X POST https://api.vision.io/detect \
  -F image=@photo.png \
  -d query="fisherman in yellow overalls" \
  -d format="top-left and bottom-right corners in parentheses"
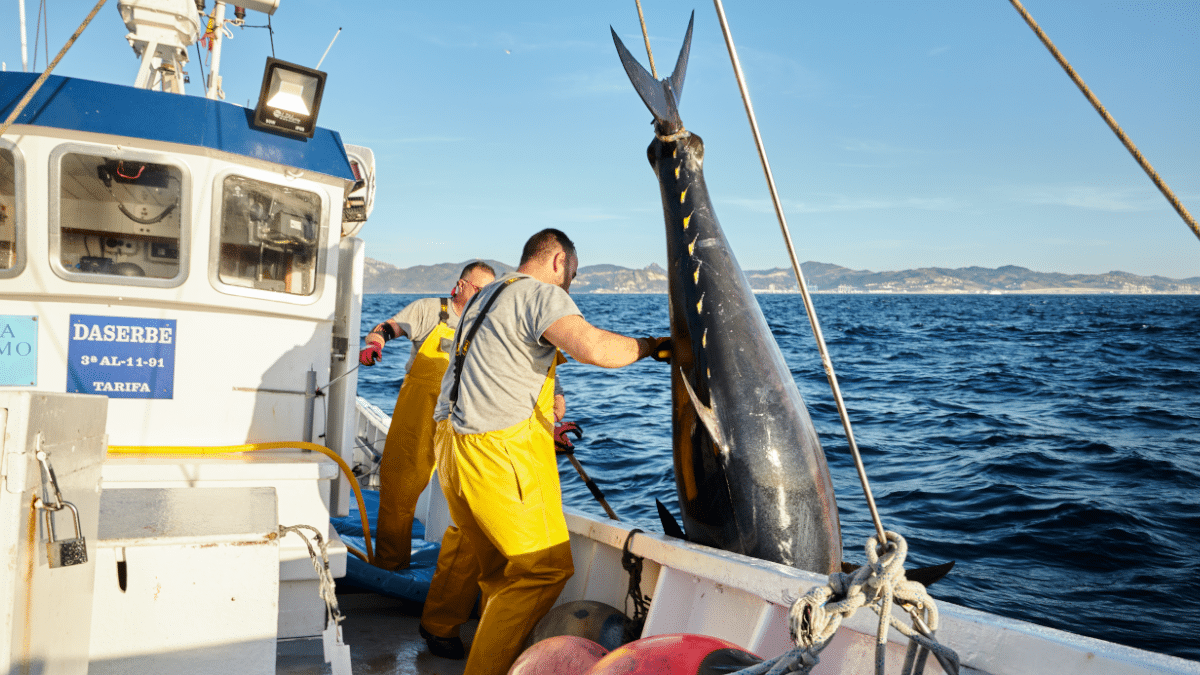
top-left (358, 261), bottom-right (496, 570)
top-left (418, 230), bottom-right (669, 675)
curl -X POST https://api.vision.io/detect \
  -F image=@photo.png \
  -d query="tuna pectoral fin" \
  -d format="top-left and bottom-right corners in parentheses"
top-left (680, 369), bottom-right (727, 451)
top-left (656, 499), bottom-right (688, 540)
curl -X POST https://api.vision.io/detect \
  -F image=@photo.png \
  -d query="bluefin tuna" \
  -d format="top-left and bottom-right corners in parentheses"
top-left (612, 15), bottom-right (841, 574)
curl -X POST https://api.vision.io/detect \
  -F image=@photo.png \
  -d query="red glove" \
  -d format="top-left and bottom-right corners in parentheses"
top-left (554, 421), bottom-right (583, 454)
top-left (359, 343), bottom-right (382, 366)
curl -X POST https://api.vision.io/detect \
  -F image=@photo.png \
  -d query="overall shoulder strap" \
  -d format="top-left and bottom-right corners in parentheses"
top-left (439, 298), bottom-right (449, 324)
top-left (448, 277), bottom-right (525, 408)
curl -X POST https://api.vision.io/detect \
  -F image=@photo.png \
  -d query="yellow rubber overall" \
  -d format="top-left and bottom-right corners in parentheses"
top-left (375, 303), bottom-right (454, 570)
top-left (428, 355), bottom-right (572, 675)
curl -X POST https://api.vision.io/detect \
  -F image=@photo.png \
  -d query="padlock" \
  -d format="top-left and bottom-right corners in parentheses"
top-left (45, 501), bottom-right (88, 568)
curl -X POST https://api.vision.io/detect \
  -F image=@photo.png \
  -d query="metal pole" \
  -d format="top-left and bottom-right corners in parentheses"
top-left (711, 0), bottom-right (889, 547)
top-left (303, 370), bottom-right (316, 444)
top-left (206, 1), bottom-right (226, 100)
top-left (565, 454), bottom-right (620, 521)
top-left (18, 0), bottom-right (29, 72)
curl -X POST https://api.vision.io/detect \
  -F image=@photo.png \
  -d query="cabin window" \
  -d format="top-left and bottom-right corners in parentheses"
top-left (0, 146), bottom-right (19, 276)
top-left (52, 149), bottom-right (187, 286)
top-left (216, 175), bottom-right (320, 296)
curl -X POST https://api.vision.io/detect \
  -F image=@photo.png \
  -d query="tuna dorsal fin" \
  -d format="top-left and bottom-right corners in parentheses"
top-left (680, 367), bottom-right (726, 451)
top-left (611, 11), bottom-right (694, 132)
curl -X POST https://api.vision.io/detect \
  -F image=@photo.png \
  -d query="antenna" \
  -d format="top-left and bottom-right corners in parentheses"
top-left (316, 27), bottom-right (341, 70)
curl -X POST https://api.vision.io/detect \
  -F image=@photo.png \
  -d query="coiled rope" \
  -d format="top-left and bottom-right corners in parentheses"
top-left (733, 532), bottom-right (959, 675)
top-left (279, 523), bottom-right (345, 632)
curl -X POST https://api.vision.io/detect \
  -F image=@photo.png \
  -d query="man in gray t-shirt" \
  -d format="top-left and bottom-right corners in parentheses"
top-left (418, 229), bottom-right (669, 675)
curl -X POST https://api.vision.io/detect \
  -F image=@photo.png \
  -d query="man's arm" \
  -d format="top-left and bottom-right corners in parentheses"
top-left (553, 394), bottom-right (566, 423)
top-left (542, 315), bottom-right (652, 368)
top-left (367, 319), bottom-right (406, 345)
top-left (360, 319), bottom-right (407, 366)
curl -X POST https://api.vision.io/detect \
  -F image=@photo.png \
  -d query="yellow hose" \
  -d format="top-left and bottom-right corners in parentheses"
top-left (107, 441), bottom-right (374, 563)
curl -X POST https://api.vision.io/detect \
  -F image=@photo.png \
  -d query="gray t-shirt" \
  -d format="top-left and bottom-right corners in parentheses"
top-left (434, 273), bottom-right (582, 435)
top-left (388, 296), bottom-right (461, 374)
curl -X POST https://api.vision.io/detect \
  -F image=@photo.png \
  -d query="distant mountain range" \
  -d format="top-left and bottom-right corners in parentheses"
top-left (363, 258), bottom-right (1199, 295)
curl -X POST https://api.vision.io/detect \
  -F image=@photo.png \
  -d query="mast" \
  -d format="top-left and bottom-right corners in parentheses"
top-left (19, 0), bottom-right (29, 71)
top-left (204, 1), bottom-right (226, 99)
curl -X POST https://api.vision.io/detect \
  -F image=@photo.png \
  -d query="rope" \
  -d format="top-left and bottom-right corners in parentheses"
top-left (1008, 0), bottom-right (1199, 242)
top-left (733, 532), bottom-right (959, 675)
top-left (621, 529), bottom-right (651, 643)
top-left (108, 440), bottom-right (375, 563)
top-left (279, 523), bottom-right (345, 632)
top-left (709, 0), bottom-right (888, 545)
top-left (0, 0), bottom-right (108, 140)
top-left (634, 0), bottom-right (658, 79)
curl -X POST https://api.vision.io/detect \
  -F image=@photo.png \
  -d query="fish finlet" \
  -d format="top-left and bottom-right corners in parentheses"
top-left (696, 293), bottom-right (704, 313)
top-left (680, 188), bottom-right (687, 204)
top-left (683, 214), bottom-right (691, 230)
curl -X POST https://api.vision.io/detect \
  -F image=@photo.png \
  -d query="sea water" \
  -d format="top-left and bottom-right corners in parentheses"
top-left (357, 292), bottom-right (1200, 661)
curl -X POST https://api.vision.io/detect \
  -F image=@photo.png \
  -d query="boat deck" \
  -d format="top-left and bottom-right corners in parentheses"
top-left (277, 592), bottom-right (478, 675)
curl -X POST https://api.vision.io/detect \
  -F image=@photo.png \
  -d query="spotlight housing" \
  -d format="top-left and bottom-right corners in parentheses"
top-left (252, 57), bottom-right (327, 139)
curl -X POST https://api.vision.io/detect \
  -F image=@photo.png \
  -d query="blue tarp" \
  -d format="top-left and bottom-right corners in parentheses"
top-left (333, 489), bottom-right (440, 603)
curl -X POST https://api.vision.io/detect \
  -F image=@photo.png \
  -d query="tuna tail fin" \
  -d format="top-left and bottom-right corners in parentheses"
top-left (611, 11), bottom-right (694, 133)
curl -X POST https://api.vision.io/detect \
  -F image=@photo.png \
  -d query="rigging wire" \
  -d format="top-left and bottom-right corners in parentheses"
top-left (1008, 0), bottom-right (1199, 243)
top-left (0, 0), bottom-right (108, 140)
top-left (709, 0), bottom-right (889, 548)
top-left (32, 0), bottom-right (47, 71)
top-left (194, 42), bottom-right (207, 87)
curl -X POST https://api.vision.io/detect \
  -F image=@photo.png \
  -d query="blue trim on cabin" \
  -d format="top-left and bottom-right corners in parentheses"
top-left (0, 72), bottom-right (355, 181)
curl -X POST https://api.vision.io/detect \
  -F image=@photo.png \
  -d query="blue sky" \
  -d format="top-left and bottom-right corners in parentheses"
top-left (3, 1), bottom-right (1197, 278)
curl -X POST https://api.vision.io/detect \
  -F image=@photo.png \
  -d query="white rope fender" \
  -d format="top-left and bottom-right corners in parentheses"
top-left (733, 532), bottom-right (959, 675)
top-left (279, 524), bottom-right (353, 673)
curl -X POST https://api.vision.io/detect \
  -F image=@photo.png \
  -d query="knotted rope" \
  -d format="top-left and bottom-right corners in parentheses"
top-left (733, 532), bottom-right (959, 675)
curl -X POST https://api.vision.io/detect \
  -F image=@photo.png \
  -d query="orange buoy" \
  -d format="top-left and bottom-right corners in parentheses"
top-left (585, 633), bottom-right (762, 675)
top-left (508, 635), bottom-right (610, 675)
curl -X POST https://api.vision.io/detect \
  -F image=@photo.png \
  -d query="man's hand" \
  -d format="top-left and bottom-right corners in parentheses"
top-left (647, 336), bottom-right (672, 362)
top-left (359, 343), bottom-right (383, 366)
top-left (554, 421), bottom-right (583, 454)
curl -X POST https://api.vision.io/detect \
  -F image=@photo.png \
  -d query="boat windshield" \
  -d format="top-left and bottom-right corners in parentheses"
top-left (53, 149), bottom-right (186, 285)
top-left (0, 147), bottom-right (14, 274)
top-left (216, 174), bottom-right (320, 296)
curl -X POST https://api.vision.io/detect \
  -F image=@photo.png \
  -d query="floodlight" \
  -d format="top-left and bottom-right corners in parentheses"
top-left (252, 57), bottom-right (327, 139)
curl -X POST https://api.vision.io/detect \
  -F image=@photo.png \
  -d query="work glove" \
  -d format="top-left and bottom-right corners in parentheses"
top-left (359, 343), bottom-right (383, 366)
top-left (647, 336), bottom-right (672, 362)
top-left (554, 421), bottom-right (583, 454)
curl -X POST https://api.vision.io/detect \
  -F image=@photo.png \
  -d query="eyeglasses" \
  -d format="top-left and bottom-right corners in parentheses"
top-left (460, 279), bottom-right (483, 293)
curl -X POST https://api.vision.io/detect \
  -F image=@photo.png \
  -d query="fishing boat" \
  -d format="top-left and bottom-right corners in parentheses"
top-left (2, 2), bottom-right (1197, 675)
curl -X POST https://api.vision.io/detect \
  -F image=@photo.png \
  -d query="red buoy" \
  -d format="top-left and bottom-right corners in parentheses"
top-left (584, 633), bottom-right (762, 675)
top-left (508, 635), bottom-right (610, 675)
